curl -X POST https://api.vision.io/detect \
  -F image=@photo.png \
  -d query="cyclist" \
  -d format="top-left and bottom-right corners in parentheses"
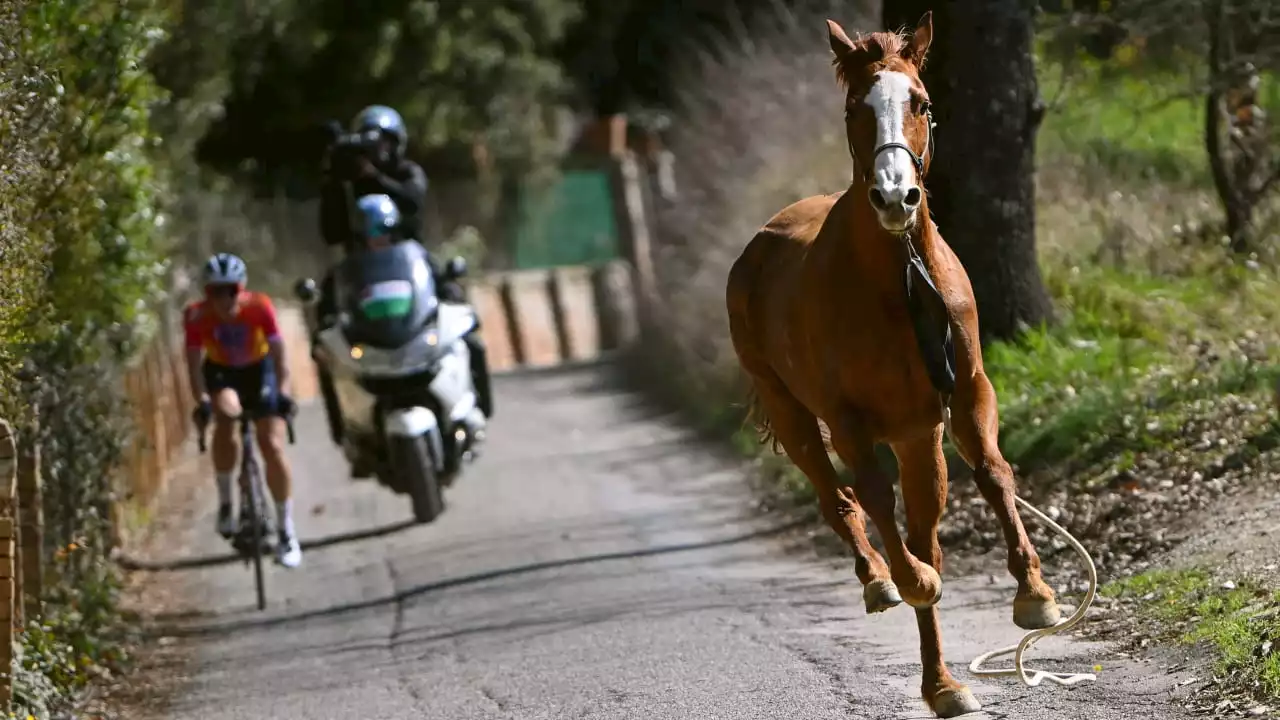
top-left (184, 252), bottom-right (302, 569)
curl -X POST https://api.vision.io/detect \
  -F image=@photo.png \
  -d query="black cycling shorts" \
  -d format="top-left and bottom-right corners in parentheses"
top-left (202, 356), bottom-right (281, 417)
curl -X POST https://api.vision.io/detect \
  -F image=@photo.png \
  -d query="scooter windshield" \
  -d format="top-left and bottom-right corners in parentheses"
top-left (335, 241), bottom-right (439, 349)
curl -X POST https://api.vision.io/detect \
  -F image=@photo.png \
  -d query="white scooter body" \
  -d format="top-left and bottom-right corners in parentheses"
top-left (316, 301), bottom-right (487, 479)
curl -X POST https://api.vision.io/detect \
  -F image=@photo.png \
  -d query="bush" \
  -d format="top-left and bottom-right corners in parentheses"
top-left (19, 0), bottom-right (171, 564)
top-left (0, 0), bottom-right (177, 713)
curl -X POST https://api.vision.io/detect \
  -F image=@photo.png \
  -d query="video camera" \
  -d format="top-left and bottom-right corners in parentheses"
top-left (321, 120), bottom-right (384, 180)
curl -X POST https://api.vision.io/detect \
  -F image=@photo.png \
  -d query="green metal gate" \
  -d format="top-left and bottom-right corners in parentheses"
top-left (510, 169), bottom-right (620, 270)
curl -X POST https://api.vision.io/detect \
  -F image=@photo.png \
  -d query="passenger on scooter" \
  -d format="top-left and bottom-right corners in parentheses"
top-left (312, 104), bottom-right (494, 425)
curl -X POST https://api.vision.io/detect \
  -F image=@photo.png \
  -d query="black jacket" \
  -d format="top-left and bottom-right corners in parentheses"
top-left (319, 157), bottom-right (429, 248)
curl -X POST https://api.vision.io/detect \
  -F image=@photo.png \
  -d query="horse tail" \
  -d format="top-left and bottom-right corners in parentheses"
top-left (741, 380), bottom-right (835, 456)
top-left (743, 383), bottom-right (783, 455)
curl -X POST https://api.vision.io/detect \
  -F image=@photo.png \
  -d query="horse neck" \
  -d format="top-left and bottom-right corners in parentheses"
top-left (819, 179), bottom-right (937, 288)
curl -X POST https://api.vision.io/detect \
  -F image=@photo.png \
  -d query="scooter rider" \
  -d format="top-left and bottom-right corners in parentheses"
top-left (313, 104), bottom-right (494, 428)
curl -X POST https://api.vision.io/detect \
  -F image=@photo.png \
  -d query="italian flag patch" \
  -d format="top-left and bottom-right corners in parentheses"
top-left (360, 280), bottom-right (414, 320)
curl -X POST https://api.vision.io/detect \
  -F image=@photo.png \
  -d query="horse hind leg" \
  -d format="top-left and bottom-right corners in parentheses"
top-left (893, 431), bottom-right (980, 718)
top-left (826, 412), bottom-right (942, 610)
top-left (949, 372), bottom-right (1060, 630)
top-left (747, 373), bottom-right (901, 614)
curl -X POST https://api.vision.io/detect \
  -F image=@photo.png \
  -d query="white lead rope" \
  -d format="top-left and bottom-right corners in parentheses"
top-left (968, 494), bottom-right (1099, 687)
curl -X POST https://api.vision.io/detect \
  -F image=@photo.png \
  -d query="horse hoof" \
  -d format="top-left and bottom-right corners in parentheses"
top-left (863, 579), bottom-right (903, 614)
top-left (1013, 596), bottom-right (1062, 630)
top-left (932, 687), bottom-right (981, 718)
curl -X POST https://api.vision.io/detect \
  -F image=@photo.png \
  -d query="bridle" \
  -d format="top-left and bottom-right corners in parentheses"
top-left (844, 103), bottom-right (936, 185)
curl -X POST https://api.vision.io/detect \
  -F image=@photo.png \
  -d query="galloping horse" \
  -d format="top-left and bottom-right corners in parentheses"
top-left (725, 13), bottom-right (1061, 718)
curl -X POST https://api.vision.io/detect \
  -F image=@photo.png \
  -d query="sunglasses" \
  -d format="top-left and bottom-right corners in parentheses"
top-left (206, 284), bottom-right (241, 298)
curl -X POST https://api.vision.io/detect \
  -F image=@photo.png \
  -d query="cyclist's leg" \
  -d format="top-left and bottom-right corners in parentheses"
top-left (204, 361), bottom-right (243, 537)
top-left (250, 356), bottom-right (301, 567)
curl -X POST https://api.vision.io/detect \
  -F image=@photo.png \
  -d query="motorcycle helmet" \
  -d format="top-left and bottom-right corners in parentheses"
top-left (351, 105), bottom-right (408, 161)
top-left (356, 194), bottom-right (401, 241)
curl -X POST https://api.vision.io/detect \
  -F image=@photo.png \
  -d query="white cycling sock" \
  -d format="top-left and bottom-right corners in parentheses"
top-left (216, 473), bottom-right (233, 507)
top-left (276, 499), bottom-right (296, 538)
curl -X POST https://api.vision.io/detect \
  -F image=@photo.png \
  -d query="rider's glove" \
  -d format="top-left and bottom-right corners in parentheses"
top-left (192, 399), bottom-right (213, 428)
top-left (276, 394), bottom-right (297, 418)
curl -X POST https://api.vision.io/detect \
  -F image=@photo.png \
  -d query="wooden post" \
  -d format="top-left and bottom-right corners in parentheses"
top-left (0, 419), bottom-right (18, 709)
top-left (16, 413), bottom-right (39, 623)
top-left (591, 260), bottom-right (640, 351)
top-left (607, 153), bottom-right (658, 336)
top-left (549, 265), bottom-right (602, 361)
top-left (147, 346), bottom-right (166, 498)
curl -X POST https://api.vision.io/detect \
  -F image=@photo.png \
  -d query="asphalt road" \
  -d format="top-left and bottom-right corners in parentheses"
top-left (136, 363), bottom-right (1195, 720)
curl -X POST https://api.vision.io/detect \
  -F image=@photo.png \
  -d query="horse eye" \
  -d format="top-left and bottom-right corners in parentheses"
top-left (919, 101), bottom-right (932, 114)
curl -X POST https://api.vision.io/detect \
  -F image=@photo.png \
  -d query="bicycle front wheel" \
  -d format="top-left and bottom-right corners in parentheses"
top-left (247, 465), bottom-right (268, 611)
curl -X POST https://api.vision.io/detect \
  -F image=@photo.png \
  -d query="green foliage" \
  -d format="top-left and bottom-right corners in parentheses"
top-left (23, 0), bottom-right (170, 343)
top-left (14, 0), bottom-right (173, 574)
top-left (12, 551), bottom-right (133, 719)
top-left (1036, 34), bottom-right (1280, 189)
top-left (196, 0), bottom-right (582, 178)
top-left (0, 0), bottom-right (174, 710)
top-left (0, 3), bottom-right (52, 418)
top-left (983, 260), bottom-right (1280, 469)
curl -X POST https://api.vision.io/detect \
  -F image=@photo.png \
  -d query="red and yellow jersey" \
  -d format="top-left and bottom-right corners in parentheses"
top-left (183, 291), bottom-right (282, 367)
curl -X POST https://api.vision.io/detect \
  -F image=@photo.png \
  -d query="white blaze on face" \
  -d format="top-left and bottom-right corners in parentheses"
top-left (863, 70), bottom-right (917, 202)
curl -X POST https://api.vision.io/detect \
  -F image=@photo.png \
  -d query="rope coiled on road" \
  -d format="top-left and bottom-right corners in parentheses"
top-left (968, 494), bottom-right (1099, 688)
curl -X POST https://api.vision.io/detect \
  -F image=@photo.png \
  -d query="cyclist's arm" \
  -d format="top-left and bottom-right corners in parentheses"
top-left (258, 296), bottom-right (291, 397)
top-left (182, 307), bottom-right (209, 404)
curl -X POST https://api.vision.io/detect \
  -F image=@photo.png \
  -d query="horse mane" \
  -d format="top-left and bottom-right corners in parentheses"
top-left (832, 30), bottom-right (912, 90)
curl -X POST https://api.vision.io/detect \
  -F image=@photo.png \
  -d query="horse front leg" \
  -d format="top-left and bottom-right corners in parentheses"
top-left (893, 431), bottom-right (980, 718)
top-left (948, 370), bottom-right (1060, 630)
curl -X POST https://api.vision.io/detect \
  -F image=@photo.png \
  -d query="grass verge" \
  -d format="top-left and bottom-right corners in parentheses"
top-left (1101, 568), bottom-right (1280, 714)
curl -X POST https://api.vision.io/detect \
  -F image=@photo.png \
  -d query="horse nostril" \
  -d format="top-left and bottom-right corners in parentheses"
top-left (868, 187), bottom-right (887, 209)
top-left (904, 187), bottom-right (922, 208)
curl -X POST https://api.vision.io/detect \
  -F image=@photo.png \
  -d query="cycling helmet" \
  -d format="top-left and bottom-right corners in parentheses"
top-left (202, 252), bottom-right (247, 287)
top-left (351, 105), bottom-right (408, 159)
top-left (355, 194), bottom-right (401, 240)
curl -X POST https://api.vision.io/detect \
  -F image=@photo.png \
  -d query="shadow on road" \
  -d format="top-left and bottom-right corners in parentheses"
top-left (116, 518), bottom-right (419, 572)
top-left (155, 517), bottom-right (809, 638)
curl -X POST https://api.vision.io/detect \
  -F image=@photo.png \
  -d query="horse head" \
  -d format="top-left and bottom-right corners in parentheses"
top-left (828, 13), bottom-right (935, 235)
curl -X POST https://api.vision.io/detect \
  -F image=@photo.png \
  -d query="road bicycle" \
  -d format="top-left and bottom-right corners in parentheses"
top-left (197, 410), bottom-right (296, 611)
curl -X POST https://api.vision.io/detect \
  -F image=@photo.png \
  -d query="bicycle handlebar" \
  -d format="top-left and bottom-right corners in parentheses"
top-left (196, 413), bottom-right (297, 454)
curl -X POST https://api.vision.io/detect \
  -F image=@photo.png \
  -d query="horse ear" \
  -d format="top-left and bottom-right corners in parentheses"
top-left (902, 11), bottom-right (933, 67)
top-left (827, 19), bottom-right (857, 58)
top-left (828, 19), bottom-right (872, 88)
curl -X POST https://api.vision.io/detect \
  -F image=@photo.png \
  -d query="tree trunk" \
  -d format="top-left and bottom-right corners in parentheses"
top-left (883, 0), bottom-right (1055, 345)
top-left (1203, 0), bottom-right (1261, 255)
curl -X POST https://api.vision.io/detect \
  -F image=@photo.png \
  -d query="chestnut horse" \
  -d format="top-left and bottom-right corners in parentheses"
top-left (725, 12), bottom-right (1060, 718)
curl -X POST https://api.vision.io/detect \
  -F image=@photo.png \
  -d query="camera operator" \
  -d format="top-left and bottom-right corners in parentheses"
top-left (312, 104), bottom-right (493, 420)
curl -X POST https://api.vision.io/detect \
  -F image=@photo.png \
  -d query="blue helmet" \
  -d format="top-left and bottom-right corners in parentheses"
top-left (355, 194), bottom-right (401, 240)
top-left (351, 105), bottom-right (408, 158)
